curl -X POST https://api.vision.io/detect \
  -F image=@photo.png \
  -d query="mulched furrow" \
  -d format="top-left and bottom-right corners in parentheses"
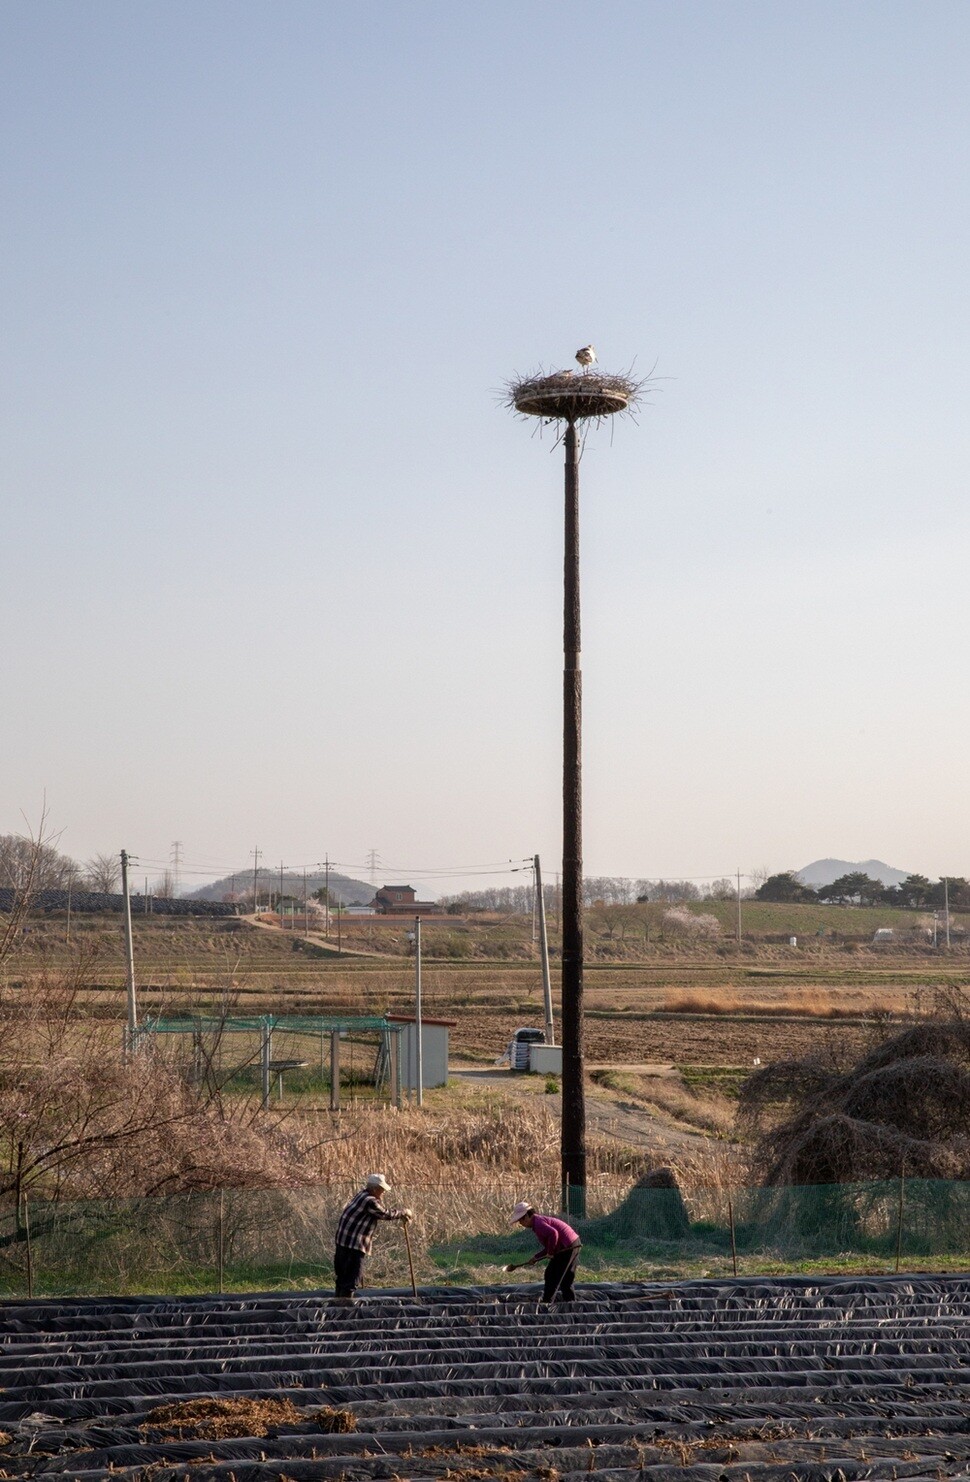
top-left (1, 1275), bottom-right (968, 1479)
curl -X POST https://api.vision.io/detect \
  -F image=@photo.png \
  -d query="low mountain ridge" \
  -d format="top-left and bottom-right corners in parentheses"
top-left (189, 868), bottom-right (375, 905)
top-left (797, 858), bottom-right (912, 889)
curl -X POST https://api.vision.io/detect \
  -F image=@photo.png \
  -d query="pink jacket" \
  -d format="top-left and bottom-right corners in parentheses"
top-left (530, 1213), bottom-right (580, 1257)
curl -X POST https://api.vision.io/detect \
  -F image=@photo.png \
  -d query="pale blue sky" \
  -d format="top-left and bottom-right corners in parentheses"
top-left (3, 1), bottom-right (969, 893)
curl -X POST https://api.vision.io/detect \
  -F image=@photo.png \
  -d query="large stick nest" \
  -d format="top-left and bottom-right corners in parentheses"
top-left (507, 368), bottom-right (645, 424)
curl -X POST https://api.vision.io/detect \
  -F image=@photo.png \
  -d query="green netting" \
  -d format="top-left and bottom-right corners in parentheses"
top-left (2, 1178), bottom-right (968, 1298)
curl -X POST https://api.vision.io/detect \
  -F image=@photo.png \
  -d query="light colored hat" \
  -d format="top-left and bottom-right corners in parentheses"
top-left (510, 1201), bottom-right (534, 1224)
top-left (366, 1173), bottom-right (391, 1191)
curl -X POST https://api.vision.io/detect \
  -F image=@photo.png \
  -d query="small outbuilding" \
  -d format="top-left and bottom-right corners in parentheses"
top-left (386, 1013), bottom-right (456, 1091)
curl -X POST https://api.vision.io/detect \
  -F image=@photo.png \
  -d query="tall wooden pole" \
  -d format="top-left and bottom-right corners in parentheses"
top-left (120, 850), bottom-right (137, 1052)
top-left (414, 915), bottom-right (424, 1107)
top-left (561, 420), bottom-right (586, 1214)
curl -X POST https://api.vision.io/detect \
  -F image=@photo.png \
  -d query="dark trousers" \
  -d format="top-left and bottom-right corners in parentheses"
top-left (334, 1244), bottom-right (365, 1298)
top-left (543, 1243), bottom-right (581, 1303)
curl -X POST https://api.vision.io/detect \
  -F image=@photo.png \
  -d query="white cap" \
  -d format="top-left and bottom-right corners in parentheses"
top-left (366, 1173), bottom-right (391, 1191)
top-left (510, 1201), bottom-right (534, 1224)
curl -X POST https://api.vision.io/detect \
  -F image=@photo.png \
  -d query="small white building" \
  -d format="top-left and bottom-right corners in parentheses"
top-left (386, 1014), bottom-right (456, 1091)
top-left (529, 1043), bottom-right (562, 1075)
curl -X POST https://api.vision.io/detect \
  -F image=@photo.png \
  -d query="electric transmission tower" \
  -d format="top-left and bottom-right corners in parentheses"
top-left (170, 841), bottom-right (183, 897)
top-left (366, 848), bottom-right (381, 884)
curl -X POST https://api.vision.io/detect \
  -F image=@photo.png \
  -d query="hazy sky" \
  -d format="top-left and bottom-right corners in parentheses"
top-left (3, 1), bottom-right (970, 895)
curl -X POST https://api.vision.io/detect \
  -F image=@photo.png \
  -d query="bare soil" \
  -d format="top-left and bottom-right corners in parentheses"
top-left (448, 1005), bottom-right (874, 1067)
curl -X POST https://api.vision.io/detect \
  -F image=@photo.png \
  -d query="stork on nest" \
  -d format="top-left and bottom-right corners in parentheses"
top-left (506, 361), bottom-right (646, 426)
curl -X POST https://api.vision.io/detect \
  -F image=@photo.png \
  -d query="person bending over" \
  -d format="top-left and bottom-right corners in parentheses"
top-left (509, 1201), bottom-right (581, 1303)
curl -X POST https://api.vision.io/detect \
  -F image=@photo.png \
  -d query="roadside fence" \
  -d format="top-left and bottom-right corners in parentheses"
top-left (2, 1177), bottom-right (968, 1298)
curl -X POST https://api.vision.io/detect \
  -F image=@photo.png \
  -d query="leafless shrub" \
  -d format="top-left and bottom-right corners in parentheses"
top-left (0, 965), bottom-right (311, 1206)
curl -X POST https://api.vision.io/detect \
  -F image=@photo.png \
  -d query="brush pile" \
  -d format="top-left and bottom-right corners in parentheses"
top-left (739, 1014), bottom-right (970, 1184)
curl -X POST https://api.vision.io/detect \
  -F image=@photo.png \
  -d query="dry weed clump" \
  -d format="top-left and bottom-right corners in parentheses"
top-left (140, 1397), bottom-right (355, 1440)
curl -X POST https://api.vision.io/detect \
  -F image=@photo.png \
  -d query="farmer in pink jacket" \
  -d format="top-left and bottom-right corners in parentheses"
top-left (507, 1201), bottom-right (582, 1303)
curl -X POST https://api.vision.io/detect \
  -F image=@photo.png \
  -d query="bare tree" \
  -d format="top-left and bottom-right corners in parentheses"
top-left (638, 879), bottom-right (701, 904)
top-left (705, 878), bottom-right (736, 901)
top-left (0, 833), bottom-right (80, 892)
top-left (154, 869), bottom-right (176, 899)
top-left (84, 852), bottom-right (121, 893)
top-left (0, 806), bottom-right (64, 965)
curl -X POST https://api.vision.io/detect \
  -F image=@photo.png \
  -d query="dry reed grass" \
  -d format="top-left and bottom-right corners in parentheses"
top-left (662, 990), bottom-right (895, 1019)
top-left (300, 1095), bottom-right (640, 1188)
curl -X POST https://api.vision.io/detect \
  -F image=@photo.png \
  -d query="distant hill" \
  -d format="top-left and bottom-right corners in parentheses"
top-left (189, 868), bottom-right (376, 905)
top-left (797, 858), bottom-right (912, 889)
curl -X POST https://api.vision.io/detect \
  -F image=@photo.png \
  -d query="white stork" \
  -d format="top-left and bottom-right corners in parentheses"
top-left (575, 344), bottom-right (596, 369)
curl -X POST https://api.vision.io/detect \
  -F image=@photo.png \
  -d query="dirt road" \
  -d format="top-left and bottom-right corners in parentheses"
top-left (449, 1066), bottom-right (710, 1157)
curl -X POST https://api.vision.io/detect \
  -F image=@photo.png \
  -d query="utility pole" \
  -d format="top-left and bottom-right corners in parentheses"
top-left (509, 358), bottom-right (640, 1218)
top-left (120, 850), bottom-right (137, 1051)
top-left (66, 876), bottom-right (72, 946)
top-left (325, 856), bottom-right (331, 938)
top-left (532, 862), bottom-right (538, 947)
top-left (303, 868), bottom-right (308, 933)
top-left (535, 854), bottom-right (555, 1046)
top-left (945, 877), bottom-right (951, 948)
top-left (414, 915), bottom-right (424, 1107)
top-left (279, 860), bottom-right (284, 925)
top-left (560, 418), bottom-right (586, 1214)
top-left (251, 847), bottom-right (260, 915)
top-left (736, 869), bottom-right (742, 949)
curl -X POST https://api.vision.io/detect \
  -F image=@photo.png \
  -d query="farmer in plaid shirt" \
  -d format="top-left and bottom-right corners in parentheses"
top-left (333, 1173), bottom-right (412, 1302)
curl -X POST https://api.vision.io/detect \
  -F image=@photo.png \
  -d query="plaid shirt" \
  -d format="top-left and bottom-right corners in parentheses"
top-left (335, 1190), bottom-right (403, 1255)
